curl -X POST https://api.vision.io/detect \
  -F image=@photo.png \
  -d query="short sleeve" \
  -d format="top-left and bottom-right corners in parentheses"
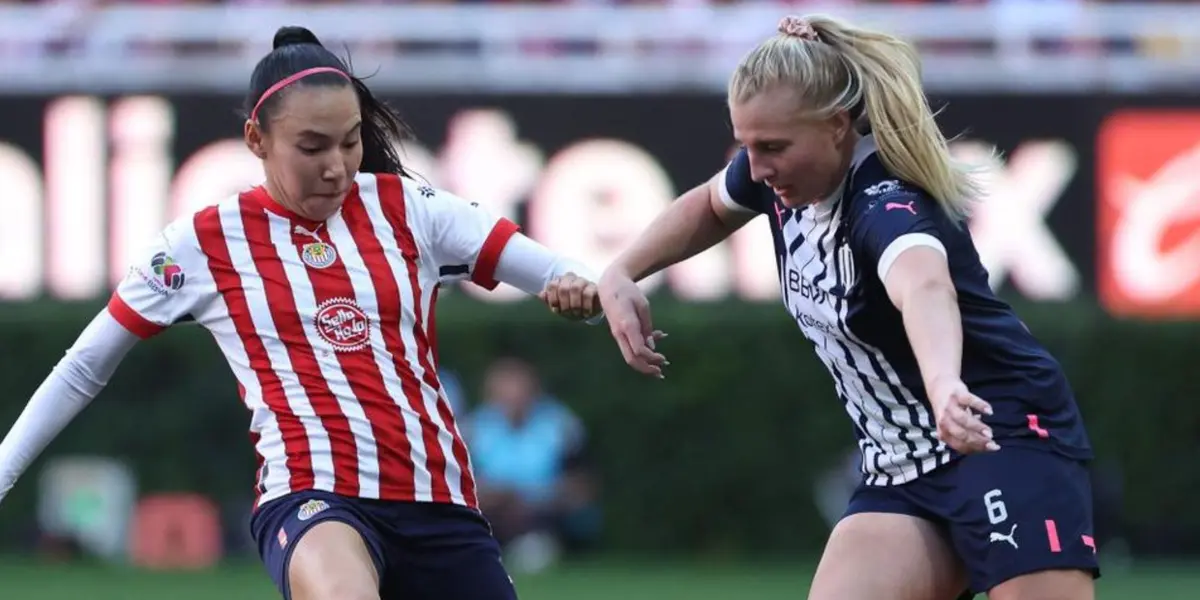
top-left (848, 179), bottom-right (947, 284)
top-left (716, 147), bottom-right (771, 214)
top-left (419, 184), bottom-right (521, 291)
top-left (106, 217), bottom-right (208, 339)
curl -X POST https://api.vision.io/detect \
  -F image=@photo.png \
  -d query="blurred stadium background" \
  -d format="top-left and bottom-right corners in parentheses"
top-left (2, 0), bottom-right (1200, 598)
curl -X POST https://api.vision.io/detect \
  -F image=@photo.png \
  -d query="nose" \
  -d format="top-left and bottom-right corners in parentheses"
top-left (746, 151), bottom-right (775, 183)
top-left (322, 156), bottom-right (346, 182)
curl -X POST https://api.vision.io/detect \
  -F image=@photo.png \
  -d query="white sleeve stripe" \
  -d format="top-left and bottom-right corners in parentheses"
top-left (877, 233), bottom-right (946, 283)
top-left (715, 168), bottom-right (755, 214)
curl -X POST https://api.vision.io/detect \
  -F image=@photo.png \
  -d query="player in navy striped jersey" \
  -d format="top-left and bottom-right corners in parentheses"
top-left (552, 14), bottom-right (1099, 600)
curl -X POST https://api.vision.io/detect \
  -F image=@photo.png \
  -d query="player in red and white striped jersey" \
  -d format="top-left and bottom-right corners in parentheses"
top-left (0, 26), bottom-right (600, 600)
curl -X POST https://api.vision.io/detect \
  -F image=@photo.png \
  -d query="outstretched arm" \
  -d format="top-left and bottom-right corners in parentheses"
top-left (607, 173), bottom-right (756, 283)
top-left (597, 151), bottom-right (769, 376)
top-left (0, 213), bottom-right (207, 503)
top-left (493, 233), bottom-right (598, 297)
top-left (0, 310), bottom-right (139, 501)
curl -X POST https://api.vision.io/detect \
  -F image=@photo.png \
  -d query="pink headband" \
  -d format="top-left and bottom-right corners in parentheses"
top-left (250, 66), bottom-right (351, 123)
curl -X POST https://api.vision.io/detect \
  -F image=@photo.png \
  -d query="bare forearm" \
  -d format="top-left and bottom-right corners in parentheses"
top-left (609, 183), bottom-right (737, 282)
top-left (900, 282), bottom-right (963, 397)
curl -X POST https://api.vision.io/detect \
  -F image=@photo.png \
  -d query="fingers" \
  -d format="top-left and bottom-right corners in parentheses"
top-left (617, 320), bottom-right (668, 378)
top-left (607, 310), bottom-right (667, 378)
top-left (633, 294), bottom-right (655, 340)
top-left (593, 273), bottom-right (669, 379)
top-left (940, 423), bottom-right (998, 454)
top-left (962, 392), bottom-right (994, 417)
top-left (541, 273), bottom-right (601, 320)
top-left (937, 392), bottom-right (999, 454)
top-left (583, 282), bottom-right (599, 316)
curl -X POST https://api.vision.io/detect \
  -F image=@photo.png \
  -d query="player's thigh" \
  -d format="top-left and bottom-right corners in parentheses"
top-left (809, 512), bottom-right (967, 600)
top-left (249, 491), bottom-right (387, 600)
top-left (289, 520), bottom-right (382, 600)
top-left (939, 446), bottom-right (1099, 597)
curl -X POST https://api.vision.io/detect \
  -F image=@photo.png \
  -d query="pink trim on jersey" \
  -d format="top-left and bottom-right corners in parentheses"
top-left (472, 218), bottom-right (521, 290)
top-left (107, 293), bottom-right (166, 339)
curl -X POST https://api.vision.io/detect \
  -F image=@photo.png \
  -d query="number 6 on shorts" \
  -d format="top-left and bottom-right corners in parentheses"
top-left (983, 489), bottom-right (1007, 525)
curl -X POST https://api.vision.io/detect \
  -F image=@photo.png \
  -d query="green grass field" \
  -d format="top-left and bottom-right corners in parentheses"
top-left (0, 558), bottom-right (1196, 599)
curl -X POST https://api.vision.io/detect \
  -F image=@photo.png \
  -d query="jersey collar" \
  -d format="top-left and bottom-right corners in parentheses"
top-left (812, 134), bottom-right (878, 220)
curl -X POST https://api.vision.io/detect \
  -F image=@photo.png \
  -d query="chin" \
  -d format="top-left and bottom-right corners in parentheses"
top-left (778, 195), bottom-right (816, 209)
top-left (303, 194), bottom-right (347, 220)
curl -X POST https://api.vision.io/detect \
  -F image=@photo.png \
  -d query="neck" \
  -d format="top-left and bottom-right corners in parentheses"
top-left (264, 178), bottom-right (301, 217)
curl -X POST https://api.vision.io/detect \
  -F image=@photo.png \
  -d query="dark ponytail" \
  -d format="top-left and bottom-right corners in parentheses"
top-left (245, 26), bottom-right (414, 177)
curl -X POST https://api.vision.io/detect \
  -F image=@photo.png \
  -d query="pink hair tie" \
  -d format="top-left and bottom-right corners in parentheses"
top-left (250, 66), bottom-right (351, 123)
top-left (778, 16), bottom-right (820, 42)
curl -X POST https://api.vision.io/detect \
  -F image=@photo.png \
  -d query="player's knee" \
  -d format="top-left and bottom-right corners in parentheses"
top-left (290, 578), bottom-right (379, 600)
top-left (988, 568), bottom-right (1094, 600)
top-left (290, 570), bottom-right (380, 600)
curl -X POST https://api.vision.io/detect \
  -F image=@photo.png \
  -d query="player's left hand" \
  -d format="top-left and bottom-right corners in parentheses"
top-left (539, 272), bottom-right (602, 321)
top-left (929, 378), bottom-right (999, 454)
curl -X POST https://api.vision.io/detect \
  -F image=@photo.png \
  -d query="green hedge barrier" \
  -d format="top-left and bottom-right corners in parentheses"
top-left (0, 294), bottom-right (1195, 557)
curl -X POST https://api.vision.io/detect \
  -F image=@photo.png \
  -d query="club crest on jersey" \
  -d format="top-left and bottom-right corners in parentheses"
top-left (864, 179), bottom-right (903, 197)
top-left (296, 499), bottom-right (330, 522)
top-left (301, 243), bottom-right (338, 270)
top-left (315, 297), bottom-right (371, 353)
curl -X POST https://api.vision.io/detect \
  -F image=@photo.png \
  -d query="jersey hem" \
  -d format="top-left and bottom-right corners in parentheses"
top-left (254, 484), bottom-right (480, 511)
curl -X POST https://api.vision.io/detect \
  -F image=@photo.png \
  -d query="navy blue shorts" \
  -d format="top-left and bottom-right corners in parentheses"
top-left (844, 446), bottom-right (1100, 595)
top-left (249, 490), bottom-right (517, 600)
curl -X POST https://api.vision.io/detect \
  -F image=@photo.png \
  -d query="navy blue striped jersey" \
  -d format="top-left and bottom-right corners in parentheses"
top-left (718, 135), bottom-right (1092, 485)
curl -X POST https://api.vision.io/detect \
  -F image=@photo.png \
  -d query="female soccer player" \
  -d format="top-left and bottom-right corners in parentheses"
top-left (0, 26), bottom-right (599, 600)
top-left (546, 14), bottom-right (1099, 600)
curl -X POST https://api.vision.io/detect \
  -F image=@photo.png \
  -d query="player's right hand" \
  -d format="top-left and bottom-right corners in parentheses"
top-left (929, 378), bottom-right (999, 454)
top-left (597, 268), bottom-right (668, 378)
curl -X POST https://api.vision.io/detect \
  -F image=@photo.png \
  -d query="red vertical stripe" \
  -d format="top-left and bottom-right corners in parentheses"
top-left (420, 285), bottom-right (473, 504)
top-left (239, 196), bottom-right (361, 497)
top-left (377, 174), bottom-right (475, 506)
top-left (336, 192), bottom-right (423, 499)
top-left (194, 203), bottom-right (314, 495)
top-left (427, 285), bottom-right (440, 369)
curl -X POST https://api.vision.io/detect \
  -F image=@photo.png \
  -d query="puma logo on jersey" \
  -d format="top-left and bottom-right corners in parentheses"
top-left (885, 200), bottom-right (917, 215)
top-left (989, 523), bottom-right (1019, 549)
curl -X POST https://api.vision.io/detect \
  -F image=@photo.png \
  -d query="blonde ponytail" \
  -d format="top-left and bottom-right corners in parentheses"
top-left (729, 14), bottom-right (986, 221)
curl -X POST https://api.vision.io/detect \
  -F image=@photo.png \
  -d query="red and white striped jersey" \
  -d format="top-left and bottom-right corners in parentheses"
top-left (106, 172), bottom-right (519, 509)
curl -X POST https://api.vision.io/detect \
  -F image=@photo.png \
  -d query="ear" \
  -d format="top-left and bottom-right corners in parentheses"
top-left (244, 120), bottom-right (268, 160)
top-left (829, 110), bottom-right (853, 145)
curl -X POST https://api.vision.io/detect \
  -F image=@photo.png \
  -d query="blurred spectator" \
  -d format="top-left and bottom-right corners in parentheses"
top-left (463, 357), bottom-right (600, 573)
